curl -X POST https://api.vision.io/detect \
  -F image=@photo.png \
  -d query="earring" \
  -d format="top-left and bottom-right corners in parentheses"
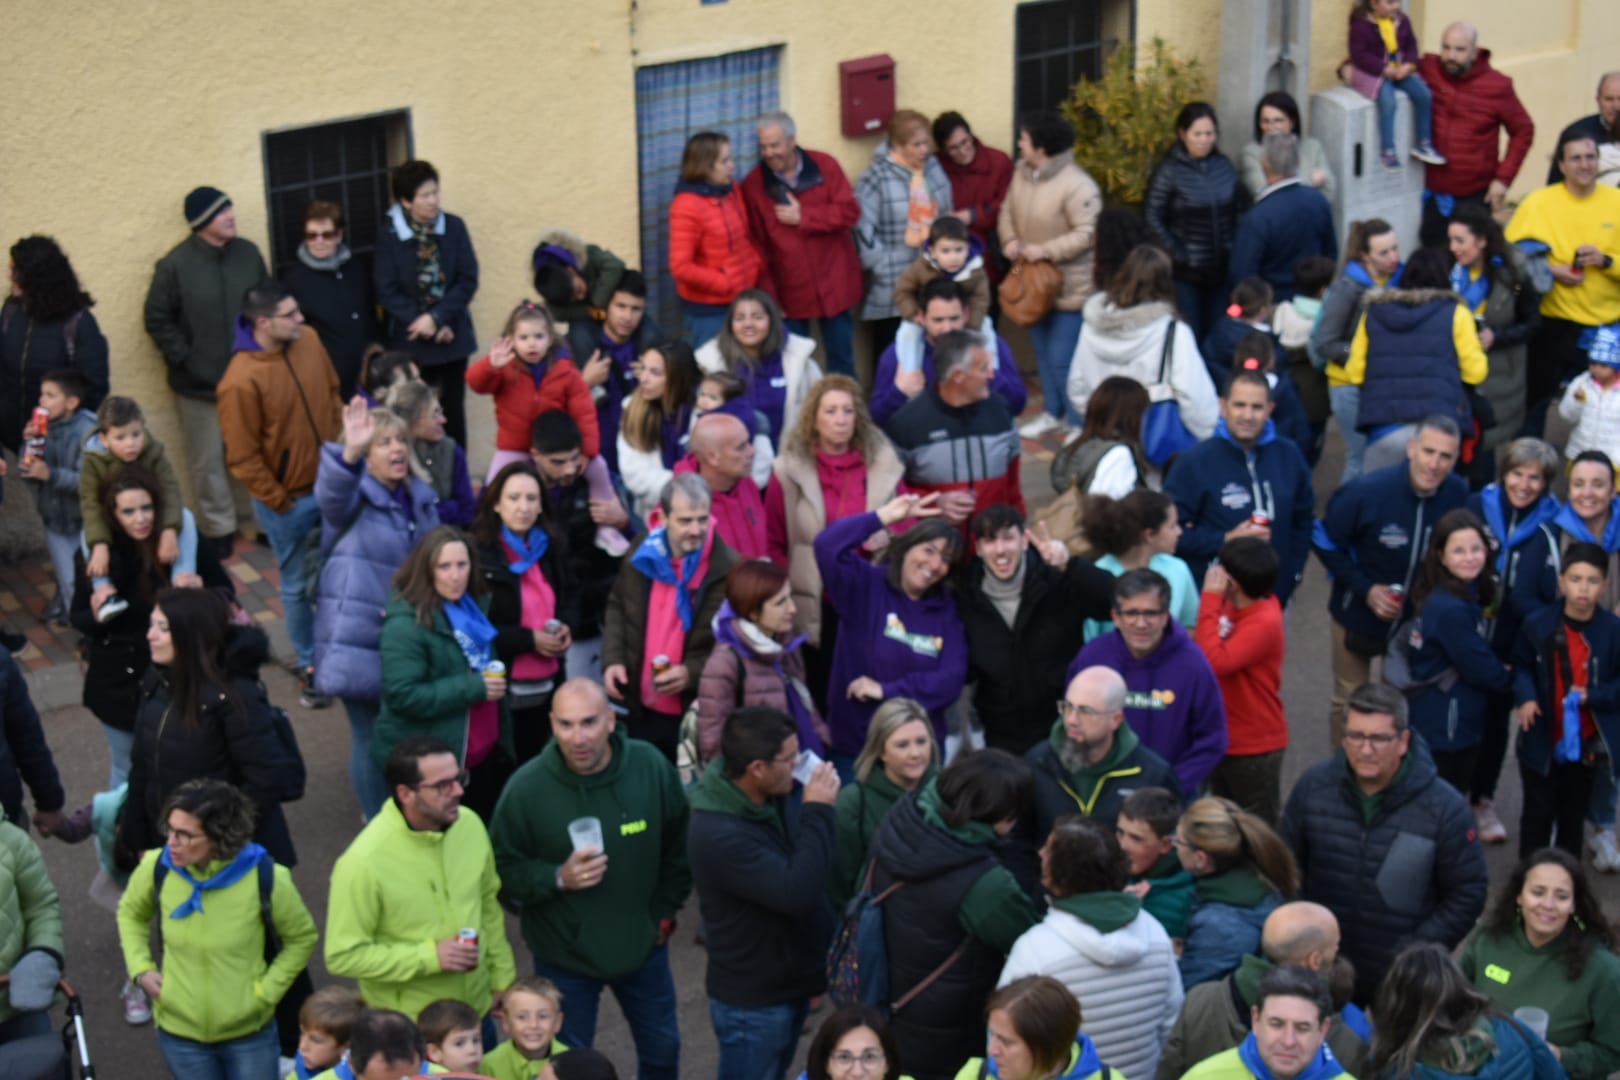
top-left (1576, 915), bottom-right (1587, 931)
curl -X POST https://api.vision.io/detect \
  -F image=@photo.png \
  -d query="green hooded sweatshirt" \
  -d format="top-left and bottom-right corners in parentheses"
top-left (915, 780), bottom-right (1038, 955)
top-left (1133, 850), bottom-right (1197, 938)
top-left (1048, 717), bottom-right (1148, 815)
top-left (830, 764), bottom-right (937, 910)
top-left (1052, 890), bottom-right (1143, 934)
top-left (490, 728), bottom-right (691, 981)
top-left (688, 757), bottom-right (787, 834)
top-left (1195, 864), bottom-right (1274, 908)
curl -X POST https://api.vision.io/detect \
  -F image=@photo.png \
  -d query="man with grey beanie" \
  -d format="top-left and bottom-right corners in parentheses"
top-left (142, 186), bottom-right (267, 558)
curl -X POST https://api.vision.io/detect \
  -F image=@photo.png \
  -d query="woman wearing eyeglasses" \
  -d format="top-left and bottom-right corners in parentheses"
top-left (798, 1005), bottom-right (914, 1080)
top-left (374, 525), bottom-right (513, 823)
top-left (282, 199), bottom-right (379, 400)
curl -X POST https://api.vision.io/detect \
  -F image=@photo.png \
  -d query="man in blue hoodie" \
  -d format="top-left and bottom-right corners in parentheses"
top-left (1068, 569), bottom-right (1228, 794)
top-left (1166, 371), bottom-right (1315, 605)
top-left (1312, 416), bottom-right (1468, 743)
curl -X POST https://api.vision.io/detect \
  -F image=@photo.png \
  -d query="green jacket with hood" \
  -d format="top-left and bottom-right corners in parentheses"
top-left (490, 728), bottom-right (690, 981)
top-left (0, 808), bottom-right (63, 1026)
top-left (829, 764), bottom-right (937, 910)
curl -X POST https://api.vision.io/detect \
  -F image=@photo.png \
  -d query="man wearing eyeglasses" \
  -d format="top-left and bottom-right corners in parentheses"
top-left (217, 278), bottom-right (343, 708)
top-left (1278, 682), bottom-right (1487, 1006)
top-left (1067, 568), bottom-right (1228, 795)
top-left (326, 734), bottom-right (517, 1028)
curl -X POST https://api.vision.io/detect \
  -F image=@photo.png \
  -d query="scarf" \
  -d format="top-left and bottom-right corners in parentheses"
top-left (502, 525), bottom-right (550, 574)
top-left (1478, 487), bottom-right (1560, 574)
top-left (527, 354), bottom-right (555, 390)
top-left (443, 593), bottom-right (498, 670)
top-left (733, 610), bottom-right (822, 754)
top-left (660, 404), bottom-right (693, 469)
top-left (1553, 500), bottom-right (1620, 552)
top-left (1450, 259), bottom-right (1500, 315)
top-left (892, 153), bottom-right (938, 248)
top-left (981, 555), bottom-right (1027, 629)
top-left (1345, 260), bottom-right (1403, 290)
top-left (161, 843), bottom-right (268, 919)
top-left (1238, 1030), bottom-right (1342, 1080)
top-left (632, 527), bottom-right (715, 712)
top-left (411, 435), bottom-right (458, 500)
top-left (295, 242), bottom-right (353, 273)
top-left (406, 215), bottom-right (446, 306)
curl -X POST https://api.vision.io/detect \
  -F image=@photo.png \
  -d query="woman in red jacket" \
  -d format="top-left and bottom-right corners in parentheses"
top-left (668, 131), bottom-right (763, 346)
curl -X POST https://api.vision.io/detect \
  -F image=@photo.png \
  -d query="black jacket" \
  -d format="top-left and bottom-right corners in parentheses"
top-left (122, 626), bottom-right (297, 866)
top-left (474, 533), bottom-right (579, 673)
top-left (546, 474), bottom-right (631, 640)
top-left (0, 648), bottom-right (64, 827)
top-left (373, 210), bottom-right (479, 368)
top-left (0, 297), bottom-right (109, 453)
top-left (283, 254), bottom-right (378, 399)
top-left (1144, 144), bottom-right (1247, 285)
top-left (1278, 736), bottom-right (1488, 1004)
top-left (957, 551), bottom-right (1114, 754)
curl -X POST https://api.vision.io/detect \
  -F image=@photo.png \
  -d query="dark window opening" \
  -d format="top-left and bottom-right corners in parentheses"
top-left (1015, 0), bottom-right (1106, 120)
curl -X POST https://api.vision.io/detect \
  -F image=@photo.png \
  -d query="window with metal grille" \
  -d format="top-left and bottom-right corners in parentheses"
top-left (262, 111), bottom-right (413, 274)
top-left (1015, 0), bottom-right (1106, 120)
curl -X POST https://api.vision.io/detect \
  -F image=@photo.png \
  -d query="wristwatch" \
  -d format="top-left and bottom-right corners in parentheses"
top-left (1603, 254), bottom-right (1616, 271)
top-left (555, 867), bottom-right (568, 892)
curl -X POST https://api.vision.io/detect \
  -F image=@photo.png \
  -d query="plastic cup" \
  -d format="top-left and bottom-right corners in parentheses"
top-left (1514, 1006), bottom-right (1550, 1040)
top-left (793, 749), bottom-right (824, 786)
top-left (568, 816), bottom-right (604, 854)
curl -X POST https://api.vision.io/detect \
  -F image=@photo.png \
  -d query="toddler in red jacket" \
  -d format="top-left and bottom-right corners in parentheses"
top-left (468, 300), bottom-right (627, 554)
top-left (1194, 536), bottom-right (1287, 824)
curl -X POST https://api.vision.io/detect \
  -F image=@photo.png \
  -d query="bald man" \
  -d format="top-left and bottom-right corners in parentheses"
top-left (1417, 21), bottom-right (1535, 245)
top-left (1550, 71), bottom-right (1620, 184)
top-left (1155, 901), bottom-right (1369, 1080)
top-left (489, 677), bottom-right (691, 1078)
top-left (675, 412), bottom-right (770, 561)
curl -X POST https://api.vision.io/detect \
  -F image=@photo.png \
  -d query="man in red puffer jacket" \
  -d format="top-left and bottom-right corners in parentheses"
top-left (1417, 22), bottom-right (1535, 247)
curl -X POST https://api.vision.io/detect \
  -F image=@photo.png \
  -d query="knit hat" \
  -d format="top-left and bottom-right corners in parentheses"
top-left (1587, 324), bottom-right (1620, 369)
top-left (184, 187), bottom-right (232, 231)
top-left (548, 1049), bottom-right (619, 1080)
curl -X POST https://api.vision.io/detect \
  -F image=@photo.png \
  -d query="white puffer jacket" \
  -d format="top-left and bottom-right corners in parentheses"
top-left (1066, 295), bottom-right (1217, 440)
top-left (1559, 371), bottom-right (1620, 461)
top-left (998, 905), bottom-right (1183, 1080)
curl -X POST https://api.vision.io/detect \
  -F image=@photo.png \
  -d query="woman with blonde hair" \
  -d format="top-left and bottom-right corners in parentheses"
top-left (829, 697), bottom-right (939, 907)
top-left (1174, 795), bottom-right (1299, 988)
top-left (384, 379), bottom-right (476, 527)
top-left (766, 373), bottom-right (906, 707)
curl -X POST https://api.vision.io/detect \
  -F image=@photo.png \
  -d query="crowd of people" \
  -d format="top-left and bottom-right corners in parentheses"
top-left (2, 8), bottom-right (1620, 1079)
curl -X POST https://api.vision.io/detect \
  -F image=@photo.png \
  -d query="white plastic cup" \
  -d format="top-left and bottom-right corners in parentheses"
top-left (567, 816), bottom-right (604, 854)
top-left (1514, 1006), bottom-right (1550, 1040)
top-left (793, 749), bottom-right (824, 786)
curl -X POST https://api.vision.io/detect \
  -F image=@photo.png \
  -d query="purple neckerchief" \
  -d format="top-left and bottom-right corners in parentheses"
top-left (532, 243), bottom-right (579, 273)
top-left (661, 404), bottom-right (694, 468)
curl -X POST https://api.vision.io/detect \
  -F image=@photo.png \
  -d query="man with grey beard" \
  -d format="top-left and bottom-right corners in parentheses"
top-left (1007, 665), bottom-right (1181, 897)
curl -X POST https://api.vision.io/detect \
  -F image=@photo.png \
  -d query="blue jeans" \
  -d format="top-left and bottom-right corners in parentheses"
top-left (683, 302), bottom-right (730, 348)
top-left (1174, 279), bottom-right (1226, 343)
top-left (252, 494), bottom-right (320, 670)
top-left (535, 946), bottom-right (680, 1080)
top-left (1329, 384), bottom-right (1368, 485)
top-left (84, 507), bottom-right (198, 592)
top-left (1591, 763), bottom-right (1617, 828)
top-left (787, 312), bottom-right (856, 377)
top-left (156, 1021), bottom-right (279, 1080)
top-left (344, 699), bottom-right (390, 820)
top-left (708, 998), bottom-right (808, 1080)
top-left (1030, 309), bottom-right (1084, 424)
top-left (1377, 73), bottom-right (1434, 152)
top-left (102, 723), bottom-right (134, 790)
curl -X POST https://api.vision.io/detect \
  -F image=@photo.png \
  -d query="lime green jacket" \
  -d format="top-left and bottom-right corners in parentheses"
top-left (0, 811), bottom-right (63, 1026)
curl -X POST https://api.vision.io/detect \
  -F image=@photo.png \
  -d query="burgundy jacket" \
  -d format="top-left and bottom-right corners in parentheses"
top-left (1418, 50), bottom-right (1536, 196)
top-left (741, 149), bottom-right (863, 320)
top-left (939, 138), bottom-right (1015, 284)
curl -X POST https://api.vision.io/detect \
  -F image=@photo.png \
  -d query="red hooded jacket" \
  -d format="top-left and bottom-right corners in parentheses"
top-left (741, 149), bottom-right (863, 320)
top-left (1418, 49), bottom-right (1536, 197)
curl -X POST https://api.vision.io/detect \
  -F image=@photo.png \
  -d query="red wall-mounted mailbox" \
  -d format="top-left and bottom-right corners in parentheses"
top-left (839, 54), bottom-right (895, 137)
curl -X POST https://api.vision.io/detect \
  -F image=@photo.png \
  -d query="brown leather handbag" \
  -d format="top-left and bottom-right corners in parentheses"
top-left (997, 258), bottom-right (1063, 326)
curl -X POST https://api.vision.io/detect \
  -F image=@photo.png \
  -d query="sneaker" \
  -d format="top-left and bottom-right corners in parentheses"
top-left (1591, 828), bottom-right (1620, 872)
top-left (1472, 799), bottom-right (1507, 844)
top-left (95, 594), bottom-right (129, 624)
top-left (299, 668), bottom-right (333, 710)
top-left (1411, 141), bottom-right (1448, 166)
top-left (41, 597), bottom-right (65, 625)
top-left (1018, 413), bottom-right (1064, 439)
top-left (1380, 149), bottom-right (1402, 172)
top-left (594, 527), bottom-right (630, 557)
top-left (122, 980), bottom-right (151, 1025)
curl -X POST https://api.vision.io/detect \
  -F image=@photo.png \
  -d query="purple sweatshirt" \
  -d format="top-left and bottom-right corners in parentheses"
top-left (813, 511), bottom-right (969, 757)
top-left (1067, 621), bottom-right (1228, 792)
top-left (869, 334), bottom-right (1027, 427)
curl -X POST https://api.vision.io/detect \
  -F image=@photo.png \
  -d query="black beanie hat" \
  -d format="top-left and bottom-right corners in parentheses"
top-left (549, 1048), bottom-right (620, 1080)
top-left (184, 187), bottom-right (232, 231)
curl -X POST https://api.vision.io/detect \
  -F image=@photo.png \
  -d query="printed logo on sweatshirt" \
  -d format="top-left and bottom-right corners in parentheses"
top-left (1378, 524), bottom-right (1410, 550)
top-left (1123, 688), bottom-right (1177, 710)
top-left (883, 613), bottom-right (943, 657)
top-left (1219, 483), bottom-right (1253, 511)
top-left (620, 819), bottom-right (648, 837)
top-left (1484, 963), bottom-right (1511, 984)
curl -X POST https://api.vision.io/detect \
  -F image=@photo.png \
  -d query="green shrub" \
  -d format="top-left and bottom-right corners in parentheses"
top-left (1063, 37), bottom-right (1207, 208)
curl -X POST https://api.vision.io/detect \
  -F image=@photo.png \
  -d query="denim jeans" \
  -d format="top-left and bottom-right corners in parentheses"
top-left (683, 302), bottom-right (730, 348)
top-left (102, 723), bottom-right (134, 790)
top-left (708, 998), bottom-right (808, 1080)
top-left (156, 1021), bottom-right (279, 1080)
top-left (44, 528), bottom-right (78, 612)
top-left (787, 312), bottom-right (856, 377)
top-left (1377, 74), bottom-right (1434, 152)
top-left (84, 507), bottom-right (198, 592)
top-left (1174, 280), bottom-right (1225, 344)
top-left (1328, 384), bottom-right (1367, 485)
top-left (343, 699), bottom-right (390, 820)
top-left (252, 494), bottom-right (320, 670)
top-left (535, 946), bottom-right (680, 1080)
top-left (1029, 308), bottom-right (1084, 424)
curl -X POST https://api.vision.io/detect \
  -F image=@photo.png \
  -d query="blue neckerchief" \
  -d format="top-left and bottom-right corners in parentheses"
top-left (502, 525), bottom-right (550, 575)
top-left (160, 843), bottom-right (268, 919)
top-left (1215, 417), bottom-right (1277, 450)
top-left (983, 1034), bottom-right (1101, 1077)
top-left (1238, 1030), bottom-right (1342, 1080)
top-left (330, 1053), bottom-right (430, 1079)
top-left (443, 593), bottom-right (498, 670)
top-left (1345, 260), bottom-right (1403, 290)
top-left (630, 526), bottom-right (703, 630)
top-left (1425, 189), bottom-right (1458, 217)
top-left (1553, 500), bottom-right (1620, 552)
top-left (1559, 688), bottom-right (1585, 763)
top-left (527, 357), bottom-right (553, 390)
top-left (1479, 487), bottom-right (1560, 574)
top-left (1450, 259), bottom-right (1499, 312)
top-left (293, 1050), bottom-right (317, 1080)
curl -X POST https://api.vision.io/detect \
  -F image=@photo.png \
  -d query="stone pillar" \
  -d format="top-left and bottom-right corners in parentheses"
top-left (1311, 85), bottom-right (1427, 258)
top-left (1216, 0), bottom-right (1314, 161)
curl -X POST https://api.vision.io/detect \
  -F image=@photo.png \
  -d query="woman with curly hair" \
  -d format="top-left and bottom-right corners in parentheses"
top-left (1, 235), bottom-right (109, 453)
top-left (1459, 849), bottom-right (1620, 1080)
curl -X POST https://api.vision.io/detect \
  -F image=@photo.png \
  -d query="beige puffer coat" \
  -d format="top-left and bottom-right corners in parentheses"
top-left (998, 156), bottom-right (1103, 311)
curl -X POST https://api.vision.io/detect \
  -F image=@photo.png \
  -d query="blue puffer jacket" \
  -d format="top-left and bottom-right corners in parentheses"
top-left (312, 443), bottom-right (439, 701)
top-left (1466, 486), bottom-right (1560, 657)
top-left (1408, 1016), bottom-right (1565, 1080)
top-left (1406, 589), bottom-right (1513, 752)
top-left (1178, 868), bottom-right (1282, 990)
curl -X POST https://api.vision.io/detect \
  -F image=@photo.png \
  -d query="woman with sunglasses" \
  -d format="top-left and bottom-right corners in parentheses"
top-left (283, 199), bottom-right (378, 399)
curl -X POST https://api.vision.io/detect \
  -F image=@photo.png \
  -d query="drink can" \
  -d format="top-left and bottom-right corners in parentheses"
top-left (485, 660), bottom-right (506, 676)
top-left (1250, 512), bottom-right (1270, 527)
top-left (652, 654), bottom-right (671, 675)
top-left (1388, 584), bottom-right (1406, 600)
top-left (458, 927), bottom-right (479, 946)
top-left (543, 619), bottom-right (563, 635)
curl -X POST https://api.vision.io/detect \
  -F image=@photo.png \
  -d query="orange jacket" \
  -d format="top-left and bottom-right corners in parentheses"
top-left (466, 351), bottom-right (599, 456)
top-left (216, 326), bottom-right (343, 511)
top-left (668, 183), bottom-right (763, 306)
